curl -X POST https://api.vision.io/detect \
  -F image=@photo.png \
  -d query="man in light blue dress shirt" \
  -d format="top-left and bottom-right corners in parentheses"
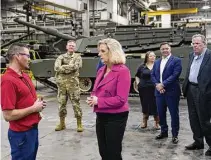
top-left (182, 34), bottom-right (211, 156)
top-left (188, 50), bottom-right (206, 84)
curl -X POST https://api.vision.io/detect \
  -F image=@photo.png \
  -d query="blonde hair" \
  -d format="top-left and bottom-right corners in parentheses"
top-left (98, 38), bottom-right (126, 64)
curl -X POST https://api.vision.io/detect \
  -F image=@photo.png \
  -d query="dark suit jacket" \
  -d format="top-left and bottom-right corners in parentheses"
top-left (151, 55), bottom-right (182, 97)
top-left (182, 49), bottom-right (211, 132)
top-left (182, 49), bottom-right (211, 98)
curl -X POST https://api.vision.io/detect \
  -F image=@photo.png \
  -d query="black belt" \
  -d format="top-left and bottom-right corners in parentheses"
top-left (32, 123), bottom-right (38, 129)
top-left (189, 82), bottom-right (198, 86)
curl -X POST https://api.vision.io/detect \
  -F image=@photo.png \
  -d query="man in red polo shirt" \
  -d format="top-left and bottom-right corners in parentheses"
top-left (1, 43), bottom-right (46, 160)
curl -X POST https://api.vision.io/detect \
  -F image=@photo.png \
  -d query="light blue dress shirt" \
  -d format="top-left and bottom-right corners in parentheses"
top-left (188, 48), bottom-right (206, 83)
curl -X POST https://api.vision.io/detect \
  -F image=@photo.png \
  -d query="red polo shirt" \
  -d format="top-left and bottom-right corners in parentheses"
top-left (1, 68), bottom-right (41, 131)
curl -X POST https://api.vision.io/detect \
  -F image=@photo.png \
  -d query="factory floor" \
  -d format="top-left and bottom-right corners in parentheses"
top-left (1, 82), bottom-right (211, 160)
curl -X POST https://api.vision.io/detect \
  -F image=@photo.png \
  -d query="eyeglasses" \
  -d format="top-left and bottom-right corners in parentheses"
top-left (18, 53), bottom-right (30, 58)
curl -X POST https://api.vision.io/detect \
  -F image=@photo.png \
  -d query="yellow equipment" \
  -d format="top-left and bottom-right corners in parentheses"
top-left (142, 8), bottom-right (198, 16)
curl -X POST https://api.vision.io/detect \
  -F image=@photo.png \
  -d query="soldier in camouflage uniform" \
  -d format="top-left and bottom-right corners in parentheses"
top-left (54, 40), bottom-right (83, 132)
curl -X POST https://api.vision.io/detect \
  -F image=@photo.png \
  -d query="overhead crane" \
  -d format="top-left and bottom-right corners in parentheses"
top-left (31, 5), bottom-right (71, 17)
top-left (141, 8), bottom-right (198, 16)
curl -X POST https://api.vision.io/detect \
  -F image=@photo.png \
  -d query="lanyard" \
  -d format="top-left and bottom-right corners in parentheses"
top-left (20, 77), bottom-right (36, 99)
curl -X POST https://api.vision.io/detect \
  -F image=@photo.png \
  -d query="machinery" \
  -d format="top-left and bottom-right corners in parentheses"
top-left (0, 56), bottom-right (7, 75)
top-left (1, 31), bottom-right (35, 49)
top-left (12, 18), bottom-right (207, 93)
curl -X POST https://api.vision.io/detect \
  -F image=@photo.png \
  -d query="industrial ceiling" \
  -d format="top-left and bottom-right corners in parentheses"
top-left (168, 0), bottom-right (211, 9)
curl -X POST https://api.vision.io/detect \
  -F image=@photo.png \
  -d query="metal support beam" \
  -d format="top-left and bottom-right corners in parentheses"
top-left (141, 8), bottom-right (198, 16)
top-left (26, 2), bottom-right (30, 35)
top-left (82, 0), bottom-right (90, 37)
top-left (27, 0), bottom-right (79, 12)
top-left (171, 1), bottom-right (207, 4)
top-left (31, 5), bottom-right (71, 16)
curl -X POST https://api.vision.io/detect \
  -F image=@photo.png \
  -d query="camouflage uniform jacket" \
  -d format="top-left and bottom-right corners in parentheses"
top-left (54, 52), bottom-right (82, 86)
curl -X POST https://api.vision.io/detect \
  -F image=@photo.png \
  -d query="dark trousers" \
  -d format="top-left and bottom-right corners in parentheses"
top-left (8, 126), bottom-right (39, 160)
top-left (187, 84), bottom-right (211, 146)
top-left (96, 111), bottom-right (128, 160)
top-left (156, 95), bottom-right (180, 137)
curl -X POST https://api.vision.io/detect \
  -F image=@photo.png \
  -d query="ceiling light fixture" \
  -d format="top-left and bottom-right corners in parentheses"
top-left (202, 0), bottom-right (210, 10)
top-left (202, 5), bottom-right (210, 10)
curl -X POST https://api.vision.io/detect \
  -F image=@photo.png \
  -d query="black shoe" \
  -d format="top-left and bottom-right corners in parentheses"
top-left (185, 142), bottom-right (204, 150)
top-left (155, 132), bottom-right (168, 140)
top-left (172, 137), bottom-right (179, 144)
top-left (205, 147), bottom-right (211, 156)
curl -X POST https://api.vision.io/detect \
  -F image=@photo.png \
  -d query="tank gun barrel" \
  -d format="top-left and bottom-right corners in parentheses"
top-left (14, 18), bottom-right (75, 40)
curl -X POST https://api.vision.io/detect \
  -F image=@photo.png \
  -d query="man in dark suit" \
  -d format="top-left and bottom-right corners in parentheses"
top-left (182, 34), bottom-right (211, 156)
top-left (151, 42), bottom-right (182, 144)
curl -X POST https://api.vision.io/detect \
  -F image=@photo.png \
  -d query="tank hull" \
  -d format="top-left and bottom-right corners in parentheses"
top-left (30, 45), bottom-right (197, 93)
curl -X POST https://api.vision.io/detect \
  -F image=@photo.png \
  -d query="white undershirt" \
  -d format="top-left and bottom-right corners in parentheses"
top-left (160, 54), bottom-right (171, 83)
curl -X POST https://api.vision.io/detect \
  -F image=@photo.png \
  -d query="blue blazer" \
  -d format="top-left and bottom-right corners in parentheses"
top-left (96, 60), bottom-right (105, 71)
top-left (151, 55), bottom-right (182, 97)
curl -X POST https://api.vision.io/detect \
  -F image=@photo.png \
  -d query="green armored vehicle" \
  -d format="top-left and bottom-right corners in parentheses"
top-left (13, 18), bottom-right (206, 93)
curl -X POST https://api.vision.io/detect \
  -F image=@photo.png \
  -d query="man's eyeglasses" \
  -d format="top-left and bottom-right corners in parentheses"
top-left (18, 53), bottom-right (31, 58)
top-left (191, 42), bottom-right (203, 46)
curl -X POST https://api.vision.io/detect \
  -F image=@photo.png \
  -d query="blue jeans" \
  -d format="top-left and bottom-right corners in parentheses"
top-left (8, 126), bottom-right (39, 160)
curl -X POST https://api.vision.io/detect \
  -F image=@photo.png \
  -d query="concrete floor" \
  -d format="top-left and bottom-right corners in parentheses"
top-left (1, 82), bottom-right (211, 160)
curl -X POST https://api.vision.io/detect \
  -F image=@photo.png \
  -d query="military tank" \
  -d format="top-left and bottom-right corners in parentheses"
top-left (13, 18), bottom-right (206, 93)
